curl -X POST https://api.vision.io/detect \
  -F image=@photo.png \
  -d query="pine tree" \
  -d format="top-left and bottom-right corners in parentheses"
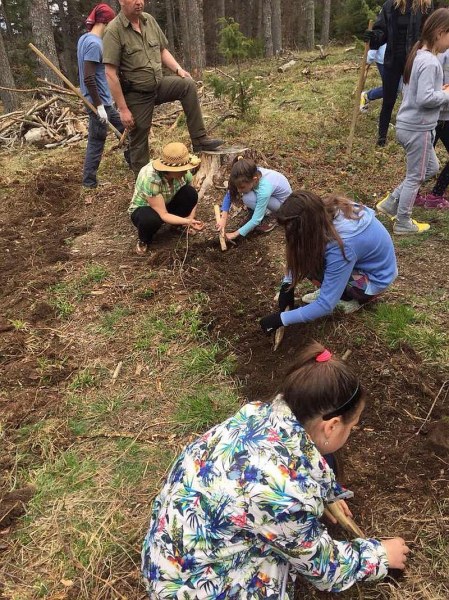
top-left (29, 0), bottom-right (61, 84)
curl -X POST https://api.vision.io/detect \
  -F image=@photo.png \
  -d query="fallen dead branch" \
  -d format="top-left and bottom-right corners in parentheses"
top-left (0, 96), bottom-right (88, 149)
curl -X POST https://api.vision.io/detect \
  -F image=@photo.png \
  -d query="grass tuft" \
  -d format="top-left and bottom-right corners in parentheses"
top-left (175, 385), bottom-right (241, 430)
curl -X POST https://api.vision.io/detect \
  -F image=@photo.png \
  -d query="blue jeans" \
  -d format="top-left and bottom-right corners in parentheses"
top-left (82, 105), bottom-right (126, 188)
top-left (367, 63), bottom-right (384, 102)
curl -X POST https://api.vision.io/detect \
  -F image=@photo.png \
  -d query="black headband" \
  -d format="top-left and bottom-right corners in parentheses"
top-left (322, 383), bottom-right (361, 421)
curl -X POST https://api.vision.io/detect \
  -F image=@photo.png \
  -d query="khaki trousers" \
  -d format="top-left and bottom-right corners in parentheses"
top-left (125, 76), bottom-right (206, 176)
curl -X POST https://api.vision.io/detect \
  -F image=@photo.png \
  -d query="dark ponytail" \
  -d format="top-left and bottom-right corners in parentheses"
top-left (403, 40), bottom-right (422, 85)
top-left (282, 341), bottom-right (363, 424)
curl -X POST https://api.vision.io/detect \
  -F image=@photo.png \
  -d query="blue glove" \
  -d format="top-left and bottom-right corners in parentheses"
top-left (260, 312), bottom-right (283, 336)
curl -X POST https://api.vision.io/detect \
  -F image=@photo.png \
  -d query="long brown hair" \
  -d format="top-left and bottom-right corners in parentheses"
top-left (403, 8), bottom-right (449, 84)
top-left (228, 157), bottom-right (258, 203)
top-left (393, 0), bottom-right (432, 14)
top-left (282, 341), bottom-right (364, 424)
top-left (276, 191), bottom-right (359, 288)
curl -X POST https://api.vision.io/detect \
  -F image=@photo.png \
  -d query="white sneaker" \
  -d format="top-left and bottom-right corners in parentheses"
top-left (302, 289), bottom-right (320, 303)
top-left (336, 299), bottom-right (362, 314)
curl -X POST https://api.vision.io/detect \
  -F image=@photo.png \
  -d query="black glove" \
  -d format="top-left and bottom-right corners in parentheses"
top-left (362, 29), bottom-right (374, 43)
top-left (260, 312), bottom-right (283, 336)
top-left (278, 282), bottom-right (295, 312)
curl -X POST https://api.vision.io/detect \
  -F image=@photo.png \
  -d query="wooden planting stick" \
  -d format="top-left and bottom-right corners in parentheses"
top-left (273, 306), bottom-right (289, 352)
top-left (323, 502), bottom-right (365, 538)
top-left (214, 204), bottom-right (227, 251)
top-left (29, 43), bottom-right (122, 140)
top-left (347, 20), bottom-right (373, 155)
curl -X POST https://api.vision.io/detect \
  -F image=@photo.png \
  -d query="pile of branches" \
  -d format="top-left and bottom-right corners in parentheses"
top-left (0, 82), bottom-right (88, 149)
top-left (0, 78), bottom-right (221, 150)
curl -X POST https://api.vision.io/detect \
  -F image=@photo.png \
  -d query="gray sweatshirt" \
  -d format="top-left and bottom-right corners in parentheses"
top-left (396, 49), bottom-right (449, 131)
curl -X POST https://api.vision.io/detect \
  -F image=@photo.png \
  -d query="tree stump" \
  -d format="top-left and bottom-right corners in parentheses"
top-left (193, 145), bottom-right (249, 202)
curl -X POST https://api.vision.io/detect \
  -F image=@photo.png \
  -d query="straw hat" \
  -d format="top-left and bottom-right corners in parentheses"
top-left (153, 142), bottom-right (201, 172)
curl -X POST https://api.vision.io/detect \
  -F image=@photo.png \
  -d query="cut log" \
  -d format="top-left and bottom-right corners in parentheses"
top-left (192, 145), bottom-right (249, 202)
top-left (278, 60), bottom-right (296, 73)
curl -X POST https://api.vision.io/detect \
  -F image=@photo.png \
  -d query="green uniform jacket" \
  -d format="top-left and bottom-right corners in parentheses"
top-left (103, 11), bottom-right (168, 93)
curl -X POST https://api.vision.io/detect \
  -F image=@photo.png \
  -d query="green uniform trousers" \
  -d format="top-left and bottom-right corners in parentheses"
top-left (125, 75), bottom-right (206, 176)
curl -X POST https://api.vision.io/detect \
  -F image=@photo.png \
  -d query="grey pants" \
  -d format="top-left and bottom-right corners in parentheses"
top-left (393, 128), bottom-right (439, 222)
top-left (242, 191), bottom-right (284, 213)
top-left (125, 76), bottom-right (206, 176)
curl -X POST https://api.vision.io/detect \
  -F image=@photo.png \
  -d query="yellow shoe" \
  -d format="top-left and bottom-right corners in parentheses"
top-left (376, 193), bottom-right (398, 220)
top-left (393, 219), bottom-right (430, 235)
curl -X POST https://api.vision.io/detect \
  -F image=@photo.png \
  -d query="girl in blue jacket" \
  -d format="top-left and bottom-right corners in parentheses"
top-left (260, 191), bottom-right (398, 336)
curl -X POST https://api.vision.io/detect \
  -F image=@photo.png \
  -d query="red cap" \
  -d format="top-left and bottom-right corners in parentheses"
top-left (85, 3), bottom-right (116, 31)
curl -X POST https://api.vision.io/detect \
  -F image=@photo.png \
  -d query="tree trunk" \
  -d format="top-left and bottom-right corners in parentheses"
top-left (0, 30), bottom-right (20, 112)
top-left (165, 0), bottom-right (175, 51)
top-left (271, 0), bottom-right (282, 56)
top-left (214, 0), bottom-right (226, 64)
top-left (178, 0), bottom-right (192, 71)
top-left (29, 0), bottom-right (61, 84)
top-left (321, 0), bottom-right (331, 46)
top-left (263, 0), bottom-right (273, 57)
top-left (0, 2), bottom-right (14, 37)
top-left (188, 0), bottom-right (206, 77)
top-left (297, 0), bottom-right (306, 48)
top-left (57, 0), bottom-right (77, 83)
top-left (305, 0), bottom-right (315, 51)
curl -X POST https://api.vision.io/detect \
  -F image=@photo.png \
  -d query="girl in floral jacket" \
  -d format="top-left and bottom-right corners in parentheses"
top-left (142, 342), bottom-right (409, 599)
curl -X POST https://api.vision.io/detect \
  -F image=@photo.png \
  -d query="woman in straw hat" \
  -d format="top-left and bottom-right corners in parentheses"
top-left (128, 142), bottom-right (204, 255)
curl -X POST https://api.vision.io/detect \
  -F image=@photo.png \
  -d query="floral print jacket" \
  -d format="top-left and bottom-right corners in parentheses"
top-left (142, 397), bottom-right (388, 599)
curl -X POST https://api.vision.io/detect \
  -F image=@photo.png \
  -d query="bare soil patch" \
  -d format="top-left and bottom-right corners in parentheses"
top-left (0, 138), bottom-right (448, 598)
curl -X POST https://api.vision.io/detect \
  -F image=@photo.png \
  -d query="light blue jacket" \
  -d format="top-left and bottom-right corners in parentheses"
top-left (281, 207), bottom-right (398, 326)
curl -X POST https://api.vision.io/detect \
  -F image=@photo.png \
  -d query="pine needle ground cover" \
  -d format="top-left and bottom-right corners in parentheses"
top-left (0, 47), bottom-right (448, 599)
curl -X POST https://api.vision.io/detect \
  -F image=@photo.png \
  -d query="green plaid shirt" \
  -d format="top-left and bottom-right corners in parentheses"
top-left (128, 162), bottom-right (193, 214)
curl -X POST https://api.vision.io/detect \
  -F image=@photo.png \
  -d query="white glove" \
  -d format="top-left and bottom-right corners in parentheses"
top-left (97, 104), bottom-right (108, 124)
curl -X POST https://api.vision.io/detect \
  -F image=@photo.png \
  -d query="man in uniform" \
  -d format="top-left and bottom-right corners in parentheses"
top-left (103, 0), bottom-right (223, 177)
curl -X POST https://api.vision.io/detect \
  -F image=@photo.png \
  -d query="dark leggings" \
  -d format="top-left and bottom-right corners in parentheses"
top-left (378, 59), bottom-right (405, 142)
top-left (432, 121), bottom-right (449, 196)
top-left (130, 185), bottom-right (198, 244)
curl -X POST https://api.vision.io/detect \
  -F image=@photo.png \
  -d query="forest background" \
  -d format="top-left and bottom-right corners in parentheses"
top-left (2, 0), bottom-right (449, 114)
